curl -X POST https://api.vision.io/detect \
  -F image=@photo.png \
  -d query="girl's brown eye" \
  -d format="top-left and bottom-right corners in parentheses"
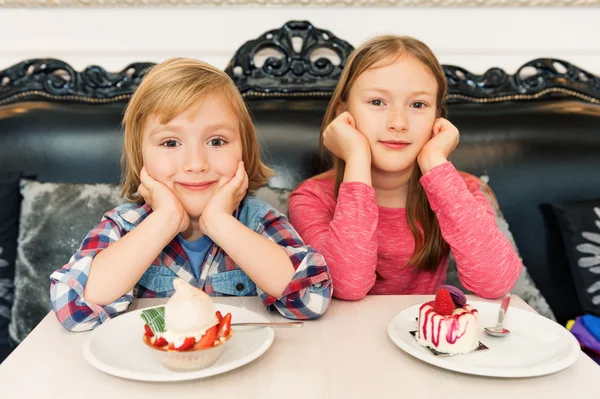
top-left (412, 102), bottom-right (426, 109)
top-left (370, 99), bottom-right (384, 106)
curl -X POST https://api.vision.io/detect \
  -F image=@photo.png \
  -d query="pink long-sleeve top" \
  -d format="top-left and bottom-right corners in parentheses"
top-left (288, 161), bottom-right (522, 301)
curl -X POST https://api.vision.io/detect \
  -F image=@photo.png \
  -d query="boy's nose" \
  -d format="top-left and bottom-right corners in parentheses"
top-left (183, 147), bottom-right (209, 173)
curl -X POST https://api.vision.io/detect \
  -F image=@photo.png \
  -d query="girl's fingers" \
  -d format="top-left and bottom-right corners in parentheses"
top-left (432, 118), bottom-right (445, 136)
top-left (338, 111), bottom-right (356, 129)
top-left (346, 112), bottom-right (356, 129)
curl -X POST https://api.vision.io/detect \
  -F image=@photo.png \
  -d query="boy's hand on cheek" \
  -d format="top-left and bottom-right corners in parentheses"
top-left (323, 111), bottom-right (371, 164)
top-left (199, 161), bottom-right (248, 236)
top-left (417, 118), bottom-right (460, 174)
top-left (138, 166), bottom-right (190, 233)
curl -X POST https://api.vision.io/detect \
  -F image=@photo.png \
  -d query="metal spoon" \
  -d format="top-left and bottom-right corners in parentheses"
top-left (231, 321), bottom-right (303, 328)
top-left (484, 293), bottom-right (511, 337)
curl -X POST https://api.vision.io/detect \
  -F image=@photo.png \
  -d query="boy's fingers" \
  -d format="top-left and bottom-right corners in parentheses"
top-left (217, 175), bottom-right (231, 190)
top-left (237, 172), bottom-right (249, 198)
top-left (138, 184), bottom-right (152, 206)
top-left (228, 161), bottom-right (244, 190)
top-left (139, 166), bottom-right (155, 190)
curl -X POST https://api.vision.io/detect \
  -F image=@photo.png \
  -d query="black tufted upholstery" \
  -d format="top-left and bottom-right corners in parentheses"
top-left (2, 97), bottom-right (600, 323)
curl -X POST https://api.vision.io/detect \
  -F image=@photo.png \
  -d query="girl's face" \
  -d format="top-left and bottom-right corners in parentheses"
top-left (141, 94), bottom-right (243, 218)
top-left (345, 55), bottom-right (438, 174)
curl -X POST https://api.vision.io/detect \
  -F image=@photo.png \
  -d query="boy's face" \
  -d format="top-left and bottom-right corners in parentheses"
top-left (141, 94), bottom-right (243, 219)
top-left (345, 55), bottom-right (438, 174)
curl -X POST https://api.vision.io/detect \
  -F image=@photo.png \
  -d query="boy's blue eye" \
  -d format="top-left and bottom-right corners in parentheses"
top-left (209, 138), bottom-right (226, 147)
top-left (412, 102), bottom-right (426, 109)
top-left (162, 140), bottom-right (179, 148)
top-left (369, 99), bottom-right (384, 106)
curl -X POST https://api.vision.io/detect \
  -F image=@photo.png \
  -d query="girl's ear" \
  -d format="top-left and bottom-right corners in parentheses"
top-left (335, 101), bottom-right (346, 115)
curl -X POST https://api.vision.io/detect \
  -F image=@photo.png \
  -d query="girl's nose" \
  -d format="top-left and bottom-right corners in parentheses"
top-left (387, 108), bottom-right (408, 132)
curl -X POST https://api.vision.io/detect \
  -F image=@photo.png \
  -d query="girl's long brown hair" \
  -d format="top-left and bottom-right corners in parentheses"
top-left (322, 35), bottom-right (449, 271)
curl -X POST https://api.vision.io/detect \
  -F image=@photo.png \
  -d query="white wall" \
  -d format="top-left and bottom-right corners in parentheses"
top-left (0, 7), bottom-right (599, 76)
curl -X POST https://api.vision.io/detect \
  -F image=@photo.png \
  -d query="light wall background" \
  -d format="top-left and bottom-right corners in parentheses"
top-left (0, 7), bottom-right (598, 75)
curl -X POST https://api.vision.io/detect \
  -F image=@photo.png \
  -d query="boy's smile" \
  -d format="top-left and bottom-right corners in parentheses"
top-left (177, 180), bottom-right (218, 191)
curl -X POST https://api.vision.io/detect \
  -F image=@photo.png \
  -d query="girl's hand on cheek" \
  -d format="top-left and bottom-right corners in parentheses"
top-left (323, 111), bottom-right (371, 163)
top-left (200, 161), bottom-right (248, 236)
top-left (417, 118), bottom-right (460, 174)
top-left (138, 166), bottom-right (190, 233)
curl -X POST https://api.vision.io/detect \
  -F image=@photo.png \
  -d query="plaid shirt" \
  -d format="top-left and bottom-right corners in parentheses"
top-left (50, 198), bottom-right (332, 331)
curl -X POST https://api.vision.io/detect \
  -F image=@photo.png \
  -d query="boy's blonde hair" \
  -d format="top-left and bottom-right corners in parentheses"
top-left (121, 58), bottom-right (273, 202)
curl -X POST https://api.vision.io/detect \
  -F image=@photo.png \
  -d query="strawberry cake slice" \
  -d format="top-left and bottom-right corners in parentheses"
top-left (417, 285), bottom-right (479, 355)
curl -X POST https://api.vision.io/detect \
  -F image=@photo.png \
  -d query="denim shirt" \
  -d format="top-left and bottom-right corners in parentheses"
top-left (50, 198), bottom-right (332, 332)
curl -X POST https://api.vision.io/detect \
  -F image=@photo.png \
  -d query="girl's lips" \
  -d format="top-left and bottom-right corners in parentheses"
top-left (380, 141), bottom-right (410, 150)
top-left (177, 181), bottom-right (217, 191)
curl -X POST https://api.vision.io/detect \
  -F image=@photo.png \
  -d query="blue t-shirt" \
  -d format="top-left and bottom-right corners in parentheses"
top-left (177, 234), bottom-right (213, 280)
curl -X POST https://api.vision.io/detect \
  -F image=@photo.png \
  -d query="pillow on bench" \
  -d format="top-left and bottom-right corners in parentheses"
top-left (551, 199), bottom-right (600, 317)
top-left (9, 180), bottom-right (122, 344)
top-left (0, 172), bottom-right (22, 361)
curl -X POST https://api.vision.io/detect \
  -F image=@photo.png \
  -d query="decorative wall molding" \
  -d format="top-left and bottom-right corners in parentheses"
top-left (0, 0), bottom-right (598, 7)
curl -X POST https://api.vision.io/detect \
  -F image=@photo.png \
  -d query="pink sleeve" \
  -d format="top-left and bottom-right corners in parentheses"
top-left (420, 162), bottom-right (523, 299)
top-left (288, 180), bottom-right (379, 300)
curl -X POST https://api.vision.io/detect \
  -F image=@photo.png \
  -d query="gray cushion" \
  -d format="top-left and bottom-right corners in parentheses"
top-left (0, 172), bottom-right (22, 361)
top-left (251, 186), bottom-right (292, 216)
top-left (9, 180), bottom-right (122, 343)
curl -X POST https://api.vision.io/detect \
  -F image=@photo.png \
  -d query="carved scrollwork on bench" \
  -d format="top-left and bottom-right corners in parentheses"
top-left (0, 59), bottom-right (155, 106)
top-left (225, 20), bottom-right (354, 99)
top-left (445, 59), bottom-right (600, 104)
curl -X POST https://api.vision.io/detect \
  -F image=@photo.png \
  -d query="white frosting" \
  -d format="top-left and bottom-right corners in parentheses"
top-left (417, 303), bottom-right (479, 355)
top-left (162, 279), bottom-right (217, 346)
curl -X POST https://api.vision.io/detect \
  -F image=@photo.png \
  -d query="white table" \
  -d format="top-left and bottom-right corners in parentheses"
top-left (0, 295), bottom-right (598, 399)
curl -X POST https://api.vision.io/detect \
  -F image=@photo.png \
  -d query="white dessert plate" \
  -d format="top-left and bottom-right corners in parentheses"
top-left (83, 304), bottom-right (275, 382)
top-left (387, 300), bottom-right (581, 378)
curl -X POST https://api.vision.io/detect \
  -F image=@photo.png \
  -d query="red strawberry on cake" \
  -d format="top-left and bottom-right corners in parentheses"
top-left (417, 286), bottom-right (479, 355)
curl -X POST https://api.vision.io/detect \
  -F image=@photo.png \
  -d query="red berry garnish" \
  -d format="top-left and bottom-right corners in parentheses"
top-left (144, 324), bottom-right (154, 337)
top-left (433, 288), bottom-right (455, 316)
top-left (168, 337), bottom-right (196, 351)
